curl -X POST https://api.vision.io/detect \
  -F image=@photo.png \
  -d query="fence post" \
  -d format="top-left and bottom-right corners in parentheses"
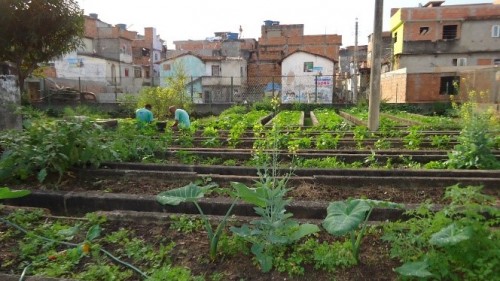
top-left (230, 76), bottom-right (234, 103)
top-left (315, 75), bottom-right (318, 103)
top-left (272, 76), bottom-right (275, 97)
top-left (331, 74), bottom-right (336, 105)
top-left (190, 76), bottom-right (194, 103)
top-left (78, 77), bottom-right (81, 93)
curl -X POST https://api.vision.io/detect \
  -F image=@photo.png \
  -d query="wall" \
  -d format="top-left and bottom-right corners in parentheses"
top-left (159, 54), bottom-right (205, 86)
top-left (381, 69), bottom-right (408, 103)
top-left (55, 52), bottom-right (108, 83)
top-left (399, 53), bottom-right (500, 73)
top-left (0, 75), bottom-right (22, 130)
top-left (281, 52), bottom-right (335, 103)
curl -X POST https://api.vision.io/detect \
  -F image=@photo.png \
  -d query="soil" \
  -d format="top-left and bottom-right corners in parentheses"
top-left (8, 174), bottom-right (456, 204)
top-left (0, 207), bottom-right (400, 281)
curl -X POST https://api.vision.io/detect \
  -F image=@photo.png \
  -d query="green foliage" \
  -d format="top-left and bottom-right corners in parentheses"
top-left (313, 109), bottom-right (348, 130)
top-left (230, 181), bottom-right (320, 272)
top-left (76, 264), bottom-right (133, 281)
top-left (384, 185), bottom-right (500, 280)
top-left (0, 118), bottom-right (119, 183)
top-left (156, 180), bottom-right (237, 260)
top-left (403, 126), bottom-right (423, 150)
top-left (62, 105), bottom-right (110, 119)
top-left (106, 119), bottom-right (167, 162)
top-left (169, 215), bottom-right (205, 234)
top-left (117, 94), bottom-right (139, 118)
top-left (315, 133), bottom-right (340, 150)
top-left (0, 187), bottom-right (30, 200)
top-left (374, 138), bottom-right (391, 150)
top-left (323, 199), bottom-right (403, 262)
top-left (0, 0), bottom-right (85, 92)
top-left (228, 122), bottom-right (246, 148)
top-left (445, 95), bottom-right (499, 169)
top-left (352, 126), bottom-right (370, 149)
top-left (137, 63), bottom-right (192, 121)
top-left (146, 265), bottom-right (195, 281)
top-left (430, 134), bottom-right (452, 150)
top-left (201, 126), bottom-right (221, 148)
top-left (297, 156), bottom-right (346, 169)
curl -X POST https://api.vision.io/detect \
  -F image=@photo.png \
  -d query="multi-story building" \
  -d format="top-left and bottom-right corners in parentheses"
top-left (250, 21), bottom-right (342, 79)
top-left (46, 14), bottom-right (166, 99)
top-left (381, 1), bottom-right (500, 104)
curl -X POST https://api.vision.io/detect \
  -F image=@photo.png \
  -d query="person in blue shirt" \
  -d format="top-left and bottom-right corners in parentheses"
top-left (169, 105), bottom-right (190, 130)
top-left (136, 104), bottom-right (154, 124)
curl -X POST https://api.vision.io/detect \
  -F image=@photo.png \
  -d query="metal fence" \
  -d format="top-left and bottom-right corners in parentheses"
top-left (32, 75), bottom-right (348, 105)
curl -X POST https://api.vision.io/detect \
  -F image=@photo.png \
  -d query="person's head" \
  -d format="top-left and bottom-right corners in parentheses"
top-left (169, 105), bottom-right (176, 114)
top-left (145, 104), bottom-right (152, 110)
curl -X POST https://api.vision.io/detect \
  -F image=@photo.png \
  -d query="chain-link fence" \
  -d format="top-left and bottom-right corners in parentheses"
top-left (31, 75), bottom-right (348, 105)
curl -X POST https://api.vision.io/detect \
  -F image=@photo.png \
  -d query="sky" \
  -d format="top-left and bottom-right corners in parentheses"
top-left (76, 0), bottom-right (492, 49)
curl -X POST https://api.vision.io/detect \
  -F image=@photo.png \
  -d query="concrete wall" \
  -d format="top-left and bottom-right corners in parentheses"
top-left (399, 53), bottom-right (500, 73)
top-left (0, 75), bottom-right (22, 130)
top-left (159, 54), bottom-right (205, 86)
top-left (281, 52), bottom-right (335, 104)
top-left (55, 52), bottom-right (108, 83)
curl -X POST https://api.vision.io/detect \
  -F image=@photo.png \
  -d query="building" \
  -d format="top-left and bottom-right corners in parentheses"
top-left (382, 1), bottom-right (500, 104)
top-left (44, 14), bottom-right (167, 101)
top-left (250, 21), bottom-right (342, 80)
top-left (158, 52), bottom-right (247, 103)
top-left (280, 50), bottom-right (336, 103)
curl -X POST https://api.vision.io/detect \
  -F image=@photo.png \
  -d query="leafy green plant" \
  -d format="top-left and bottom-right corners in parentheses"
top-left (403, 126), bottom-right (423, 150)
top-left (169, 214), bottom-right (205, 233)
top-left (0, 119), bottom-right (118, 183)
top-left (352, 126), bottom-right (369, 149)
top-left (156, 180), bottom-right (238, 260)
top-left (0, 187), bottom-right (31, 200)
top-left (297, 156), bottom-right (346, 169)
top-left (429, 134), bottom-right (451, 150)
top-left (322, 199), bottom-right (402, 263)
top-left (230, 180), bottom-right (320, 272)
top-left (445, 94), bottom-right (499, 169)
top-left (175, 150), bottom-right (197, 164)
top-left (228, 122), bottom-right (246, 148)
top-left (374, 138), bottom-right (391, 150)
top-left (384, 184), bottom-right (500, 280)
top-left (315, 133), bottom-right (340, 150)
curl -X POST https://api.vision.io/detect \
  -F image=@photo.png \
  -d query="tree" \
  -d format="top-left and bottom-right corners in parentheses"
top-left (137, 62), bottom-right (192, 120)
top-left (0, 0), bottom-right (84, 93)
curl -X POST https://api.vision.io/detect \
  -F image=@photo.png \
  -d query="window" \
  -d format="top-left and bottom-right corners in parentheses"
top-left (440, 76), bottom-right (460, 95)
top-left (492, 25), bottom-right (500, 38)
top-left (145, 69), bottom-right (150, 79)
top-left (442, 25), bottom-right (458, 40)
top-left (393, 32), bottom-right (398, 43)
top-left (212, 65), bottom-right (220, 76)
top-left (419, 27), bottom-right (429, 35)
top-left (304, 62), bottom-right (313, 72)
top-left (494, 59), bottom-right (500, 66)
top-left (124, 68), bottom-right (129, 77)
top-left (453, 58), bottom-right (467, 66)
top-left (134, 67), bottom-right (142, 78)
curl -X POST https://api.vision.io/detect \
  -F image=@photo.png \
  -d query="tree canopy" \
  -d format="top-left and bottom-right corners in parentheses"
top-left (0, 0), bottom-right (84, 92)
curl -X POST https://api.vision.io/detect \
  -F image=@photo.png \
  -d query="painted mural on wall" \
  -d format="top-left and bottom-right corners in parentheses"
top-left (281, 75), bottom-right (333, 104)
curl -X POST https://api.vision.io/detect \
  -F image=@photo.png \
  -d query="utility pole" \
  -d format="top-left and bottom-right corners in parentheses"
top-left (352, 18), bottom-right (358, 104)
top-left (368, 0), bottom-right (383, 131)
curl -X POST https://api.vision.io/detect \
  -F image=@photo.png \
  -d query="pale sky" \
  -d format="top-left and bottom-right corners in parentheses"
top-left (76, 0), bottom-right (491, 49)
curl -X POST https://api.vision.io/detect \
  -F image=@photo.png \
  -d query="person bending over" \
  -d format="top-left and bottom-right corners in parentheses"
top-left (169, 105), bottom-right (190, 130)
